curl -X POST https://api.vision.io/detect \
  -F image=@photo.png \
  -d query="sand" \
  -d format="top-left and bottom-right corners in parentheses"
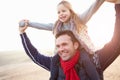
top-left (0, 50), bottom-right (120, 80)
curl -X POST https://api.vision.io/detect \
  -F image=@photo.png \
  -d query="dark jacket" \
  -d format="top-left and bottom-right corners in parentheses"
top-left (20, 33), bottom-right (103, 80)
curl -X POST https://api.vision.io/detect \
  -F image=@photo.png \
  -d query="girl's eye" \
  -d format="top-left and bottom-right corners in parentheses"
top-left (62, 10), bottom-right (66, 12)
top-left (62, 43), bottom-right (67, 46)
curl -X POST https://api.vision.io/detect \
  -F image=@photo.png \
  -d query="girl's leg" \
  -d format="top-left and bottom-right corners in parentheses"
top-left (96, 4), bottom-right (120, 71)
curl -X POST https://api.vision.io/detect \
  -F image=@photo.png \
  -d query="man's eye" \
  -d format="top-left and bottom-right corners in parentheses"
top-left (56, 45), bottom-right (60, 48)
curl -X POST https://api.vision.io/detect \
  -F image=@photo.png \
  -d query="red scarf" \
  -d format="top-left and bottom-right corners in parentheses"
top-left (60, 50), bottom-right (80, 80)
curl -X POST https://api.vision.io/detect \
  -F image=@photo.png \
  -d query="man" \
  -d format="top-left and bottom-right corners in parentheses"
top-left (19, 28), bottom-right (100, 80)
top-left (19, 4), bottom-right (120, 80)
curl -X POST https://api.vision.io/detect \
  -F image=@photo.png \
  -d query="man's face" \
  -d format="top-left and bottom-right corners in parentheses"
top-left (55, 34), bottom-right (79, 61)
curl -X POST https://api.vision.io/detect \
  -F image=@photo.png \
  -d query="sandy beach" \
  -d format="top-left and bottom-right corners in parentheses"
top-left (0, 50), bottom-right (120, 80)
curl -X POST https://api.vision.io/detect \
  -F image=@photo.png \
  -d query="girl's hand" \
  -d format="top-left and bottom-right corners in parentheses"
top-left (19, 20), bottom-right (29, 34)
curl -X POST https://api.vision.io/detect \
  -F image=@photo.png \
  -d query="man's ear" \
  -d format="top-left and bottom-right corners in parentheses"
top-left (74, 42), bottom-right (79, 50)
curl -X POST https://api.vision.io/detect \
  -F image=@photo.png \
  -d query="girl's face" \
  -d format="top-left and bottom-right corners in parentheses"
top-left (57, 4), bottom-right (71, 23)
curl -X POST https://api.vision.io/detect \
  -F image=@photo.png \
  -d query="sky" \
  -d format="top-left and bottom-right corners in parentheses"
top-left (0, 0), bottom-right (115, 51)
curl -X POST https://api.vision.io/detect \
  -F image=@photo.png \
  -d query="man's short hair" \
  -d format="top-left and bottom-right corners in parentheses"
top-left (55, 30), bottom-right (80, 46)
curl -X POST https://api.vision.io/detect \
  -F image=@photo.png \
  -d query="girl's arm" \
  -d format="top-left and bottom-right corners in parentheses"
top-left (29, 22), bottom-right (54, 31)
top-left (19, 20), bottom-right (54, 31)
top-left (20, 32), bottom-right (52, 71)
top-left (106, 0), bottom-right (120, 4)
top-left (80, 0), bottom-right (105, 24)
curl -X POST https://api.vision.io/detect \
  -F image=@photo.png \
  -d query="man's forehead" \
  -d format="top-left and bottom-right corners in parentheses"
top-left (56, 35), bottom-right (71, 43)
top-left (56, 34), bottom-right (71, 40)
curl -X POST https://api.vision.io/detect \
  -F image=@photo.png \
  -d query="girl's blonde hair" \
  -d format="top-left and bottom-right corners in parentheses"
top-left (53, 0), bottom-right (84, 34)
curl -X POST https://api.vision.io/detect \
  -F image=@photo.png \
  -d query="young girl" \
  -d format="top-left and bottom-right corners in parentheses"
top-left (19, 0), bottom-right (105, 54)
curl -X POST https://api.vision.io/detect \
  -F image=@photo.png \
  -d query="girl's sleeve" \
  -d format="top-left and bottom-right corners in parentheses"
top-left (20, 33), bottom-right (52, 71)
top-left (80, 0), bottom-right (105, 24)
top-left (28, 22), bottom-right (54, 31)
top-left (106, 0), bottom-right (120, 4)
